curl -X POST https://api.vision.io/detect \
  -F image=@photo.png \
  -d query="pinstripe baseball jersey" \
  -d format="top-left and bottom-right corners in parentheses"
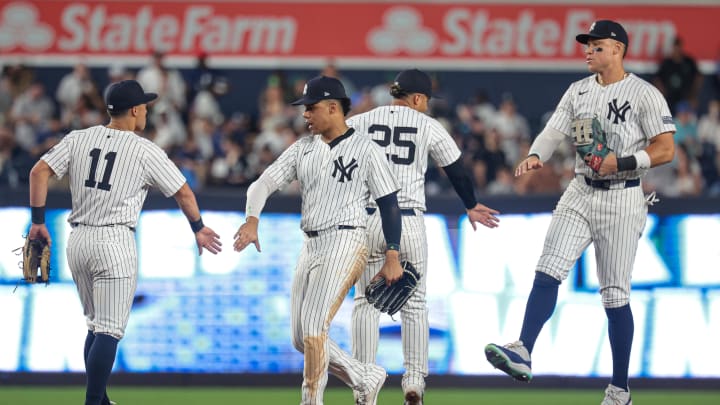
top-left (547, 73), bottom-right (676, 180)
top-left (347, 106), bottom-right (460, 211)
top-left (41, 125), bottom-right (186, 227)
top-left (263, 128), bottom-right (399, 231)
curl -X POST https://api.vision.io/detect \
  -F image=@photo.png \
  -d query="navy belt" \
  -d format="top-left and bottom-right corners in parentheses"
top-left (366, 207), bottom-right (416, 216)
top-left (71, 222), bottom-right (136, 233)
top-left (305, 225), bottom-right (356, 238)
top-left (583, 176), bottom-right (640, 190)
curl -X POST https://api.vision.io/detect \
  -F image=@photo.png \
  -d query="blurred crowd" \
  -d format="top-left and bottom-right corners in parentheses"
top-left (1, 42), bottom-right (720, 198)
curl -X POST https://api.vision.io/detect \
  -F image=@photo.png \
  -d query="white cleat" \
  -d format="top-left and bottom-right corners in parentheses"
top-left (601, 384), bottom-right (632, 405)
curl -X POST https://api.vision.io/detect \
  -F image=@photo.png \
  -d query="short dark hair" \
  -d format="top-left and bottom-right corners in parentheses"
top-left (107, 108), bottom-right (130, 118)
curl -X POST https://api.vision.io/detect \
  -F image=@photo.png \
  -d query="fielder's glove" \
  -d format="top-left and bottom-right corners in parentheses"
top-left (15, 236), bottom-right (51, 284)
top-left (365, 261), bottom-right (420, 317)
top-left (573, 117), bottom-right (613, 173)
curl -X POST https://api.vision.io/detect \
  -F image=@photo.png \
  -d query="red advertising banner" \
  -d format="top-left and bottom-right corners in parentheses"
top-left (0, 1), bottom-right (717, 70)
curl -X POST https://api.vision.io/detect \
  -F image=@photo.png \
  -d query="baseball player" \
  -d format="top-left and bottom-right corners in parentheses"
top-left (27, 80), bottom-right (221, 405)
top-left (484, 20), bottom-right (675, 405)
top-left (233, 75), bottom-right (404, 405)
top-left (347, 69), bottom-right (500, 404)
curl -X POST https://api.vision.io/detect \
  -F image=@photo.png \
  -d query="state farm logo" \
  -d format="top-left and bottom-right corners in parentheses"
top-left (367, 7), bottom-right (436, 55)
top-left (0, 2), bottom-right (54, 51)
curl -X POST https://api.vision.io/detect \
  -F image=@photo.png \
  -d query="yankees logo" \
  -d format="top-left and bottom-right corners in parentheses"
top-left (332, 156), bottom-right (359, 182)
top-left (607, 98), bottom-right (631, 124)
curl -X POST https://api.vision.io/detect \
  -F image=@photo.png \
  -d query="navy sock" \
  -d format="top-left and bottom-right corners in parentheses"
top-left (606, 304), bottom-right (634, 391)
top-left (519, 272), bottom-right (561, 354)
top-left (84, 331), bottom-right (112, 405)
top-left (85, 333), bottom-right (119, 405)
top-left (83, 330), bottom-right (95, 365)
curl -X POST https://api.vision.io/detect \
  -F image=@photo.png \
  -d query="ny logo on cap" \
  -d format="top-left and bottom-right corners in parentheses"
top-left (302, 84), bottom-right (308, 95)
top-left (589, 22), bottom-right (596, 31)
top-left (323, 92), bottom-right (330, 96)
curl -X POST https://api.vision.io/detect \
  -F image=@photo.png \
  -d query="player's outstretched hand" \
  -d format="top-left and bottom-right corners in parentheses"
top-left (467, 203), bottom-right (500, 230)
top-left (373, 250), bottom-right (403, 286)
top-left (196, 226), bottom-right (222, 255)
top-left (515, 155), bottom-right (543, 177)
top-left (28, 223), bottom-right (52, 247)
top-left (233, 217), bottom-right (261, 253)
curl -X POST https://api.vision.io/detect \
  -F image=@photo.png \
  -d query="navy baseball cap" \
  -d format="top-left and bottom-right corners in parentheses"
top-left (105, 80), bottom-right (157, 111)
top-left (291, 75), bottom-right (349, 105)
top-left (576, 20), bottom-right (628, 48)
top-left (393, 69), bottom-right (437, 99)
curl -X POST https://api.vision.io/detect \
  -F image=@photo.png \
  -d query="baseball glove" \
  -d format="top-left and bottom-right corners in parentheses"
top-left (365, 261), bottom-right (420, 317)
top-left (15, 237), bottom-right (51, 284)
top-left (572, 117), bottom-right (613, 173)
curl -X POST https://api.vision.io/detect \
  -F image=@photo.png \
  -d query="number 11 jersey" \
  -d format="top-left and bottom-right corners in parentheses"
top-left (41, 125), bottom-right (186, 227)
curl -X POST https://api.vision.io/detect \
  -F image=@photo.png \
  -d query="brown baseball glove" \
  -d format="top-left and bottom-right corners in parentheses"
top-left (15, 236), bottom-right (51, 284)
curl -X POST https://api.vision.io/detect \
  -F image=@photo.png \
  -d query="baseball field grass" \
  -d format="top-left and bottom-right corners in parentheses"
top-left (1, 386), bottom-right (719, 404)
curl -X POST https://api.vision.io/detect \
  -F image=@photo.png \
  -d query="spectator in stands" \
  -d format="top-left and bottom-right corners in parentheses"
top-left (673, 101), bottom-right (700, 156)
top-left (9, 82), bottom-right (54, 152)
top-left (321, 59), bottom-right (357, 99)
top-left (697, 99), bottom-right (720, 190)
top-left (653, 37), bottom-right (703, 113)
top-left (55, 63), bottom-right (103, 124)
top-left (491, 93), bottom-right (531, 164)
top-left (107, 63), bottom-right (134, 85)
top-left (137, 51), bottom-right (187, 115)
top-left (0, 124), bottom-right (33, 188)
top-left (486, 164), bottom-right (515, 195)
top-left (0, 68), bottom-right (15, 126)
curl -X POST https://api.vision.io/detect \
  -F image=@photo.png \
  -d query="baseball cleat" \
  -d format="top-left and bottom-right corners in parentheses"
top-left (601, 384), bottom-right (632, 405)
top-left (355, 364), bottom-right (387, 405)
top-left (484, 341), bottom-right (532, 382)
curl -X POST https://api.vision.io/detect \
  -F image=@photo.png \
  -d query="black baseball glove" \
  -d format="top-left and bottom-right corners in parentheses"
top-left (365, 261), bottom-right (420, 317)
top-left (573, 117), bottom-right (613, 173)
top-left (15, 236), bottom-right (51, 284)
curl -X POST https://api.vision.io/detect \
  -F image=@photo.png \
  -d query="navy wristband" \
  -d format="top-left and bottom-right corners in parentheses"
top-left (189, 217), bottom-right (204, 233)
top-left (387, 243), bottom-right (400, 252)
top-left (616, 156), bottom-right (637, 172)
top-left (31, 206), bottom-right (45, 224)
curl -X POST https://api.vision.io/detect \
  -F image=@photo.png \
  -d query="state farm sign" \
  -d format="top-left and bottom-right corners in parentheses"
top-left (0, 1), bottom-right (715, 69)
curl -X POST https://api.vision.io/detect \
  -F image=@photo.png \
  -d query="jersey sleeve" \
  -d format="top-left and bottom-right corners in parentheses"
top-left (639, 85), bottom-right (677, 139)
top-left (346, 114), bottom-right (367, 137)
top-left (263, 140), bottom-right (300, 188)
top-left (143, 142), bottom-right (187, 197)
top-left (427, 120), bottom-right (461, 167)
top-left (544, 85), bottom-right (576, 136)
top-left (40, 132), bottom-right (73, 179)
top-left (366, 142), bottom-right (399, 199)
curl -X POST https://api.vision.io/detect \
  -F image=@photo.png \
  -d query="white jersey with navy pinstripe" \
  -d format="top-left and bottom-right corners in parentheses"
top-left (41, 125), bottom-right (186, 227)
top-left (263, 128), bottom-right (399, 231)
top-left (546, 73), bottom-right (676, 179)
top-left (347, 106), bottom-right (460, 211)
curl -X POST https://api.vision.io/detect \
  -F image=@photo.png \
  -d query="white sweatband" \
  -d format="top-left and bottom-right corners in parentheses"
top-left (245, 174), bottom-right (278, 219)
top-left (528, 126), bottom-right (565, 162)
top-left (633, 150), bottom-right (651, 169)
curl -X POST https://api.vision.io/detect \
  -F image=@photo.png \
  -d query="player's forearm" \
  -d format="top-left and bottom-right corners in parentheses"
top-left (528, 126), bottom-right (565, 162)
top-left (645, 132), bottom-right (675, 167)
top-left (173, 183), bottom-right (205, 232)
top-left (375, 191), bottom-right (402, 251)
top-left (441, 159), bottom-right (476, 209)
top-left (29, 160), bottom-right (54, 224)
top-left (616, 132), bottom-right (675, 172)
top-left (29, 161), bottom-right (52, 207)
top-left (245, 174), bottom-right (277, 220)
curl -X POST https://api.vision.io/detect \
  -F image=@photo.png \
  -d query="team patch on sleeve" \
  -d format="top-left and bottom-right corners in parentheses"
top-left (662, 116), bottom-right (674, 124)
